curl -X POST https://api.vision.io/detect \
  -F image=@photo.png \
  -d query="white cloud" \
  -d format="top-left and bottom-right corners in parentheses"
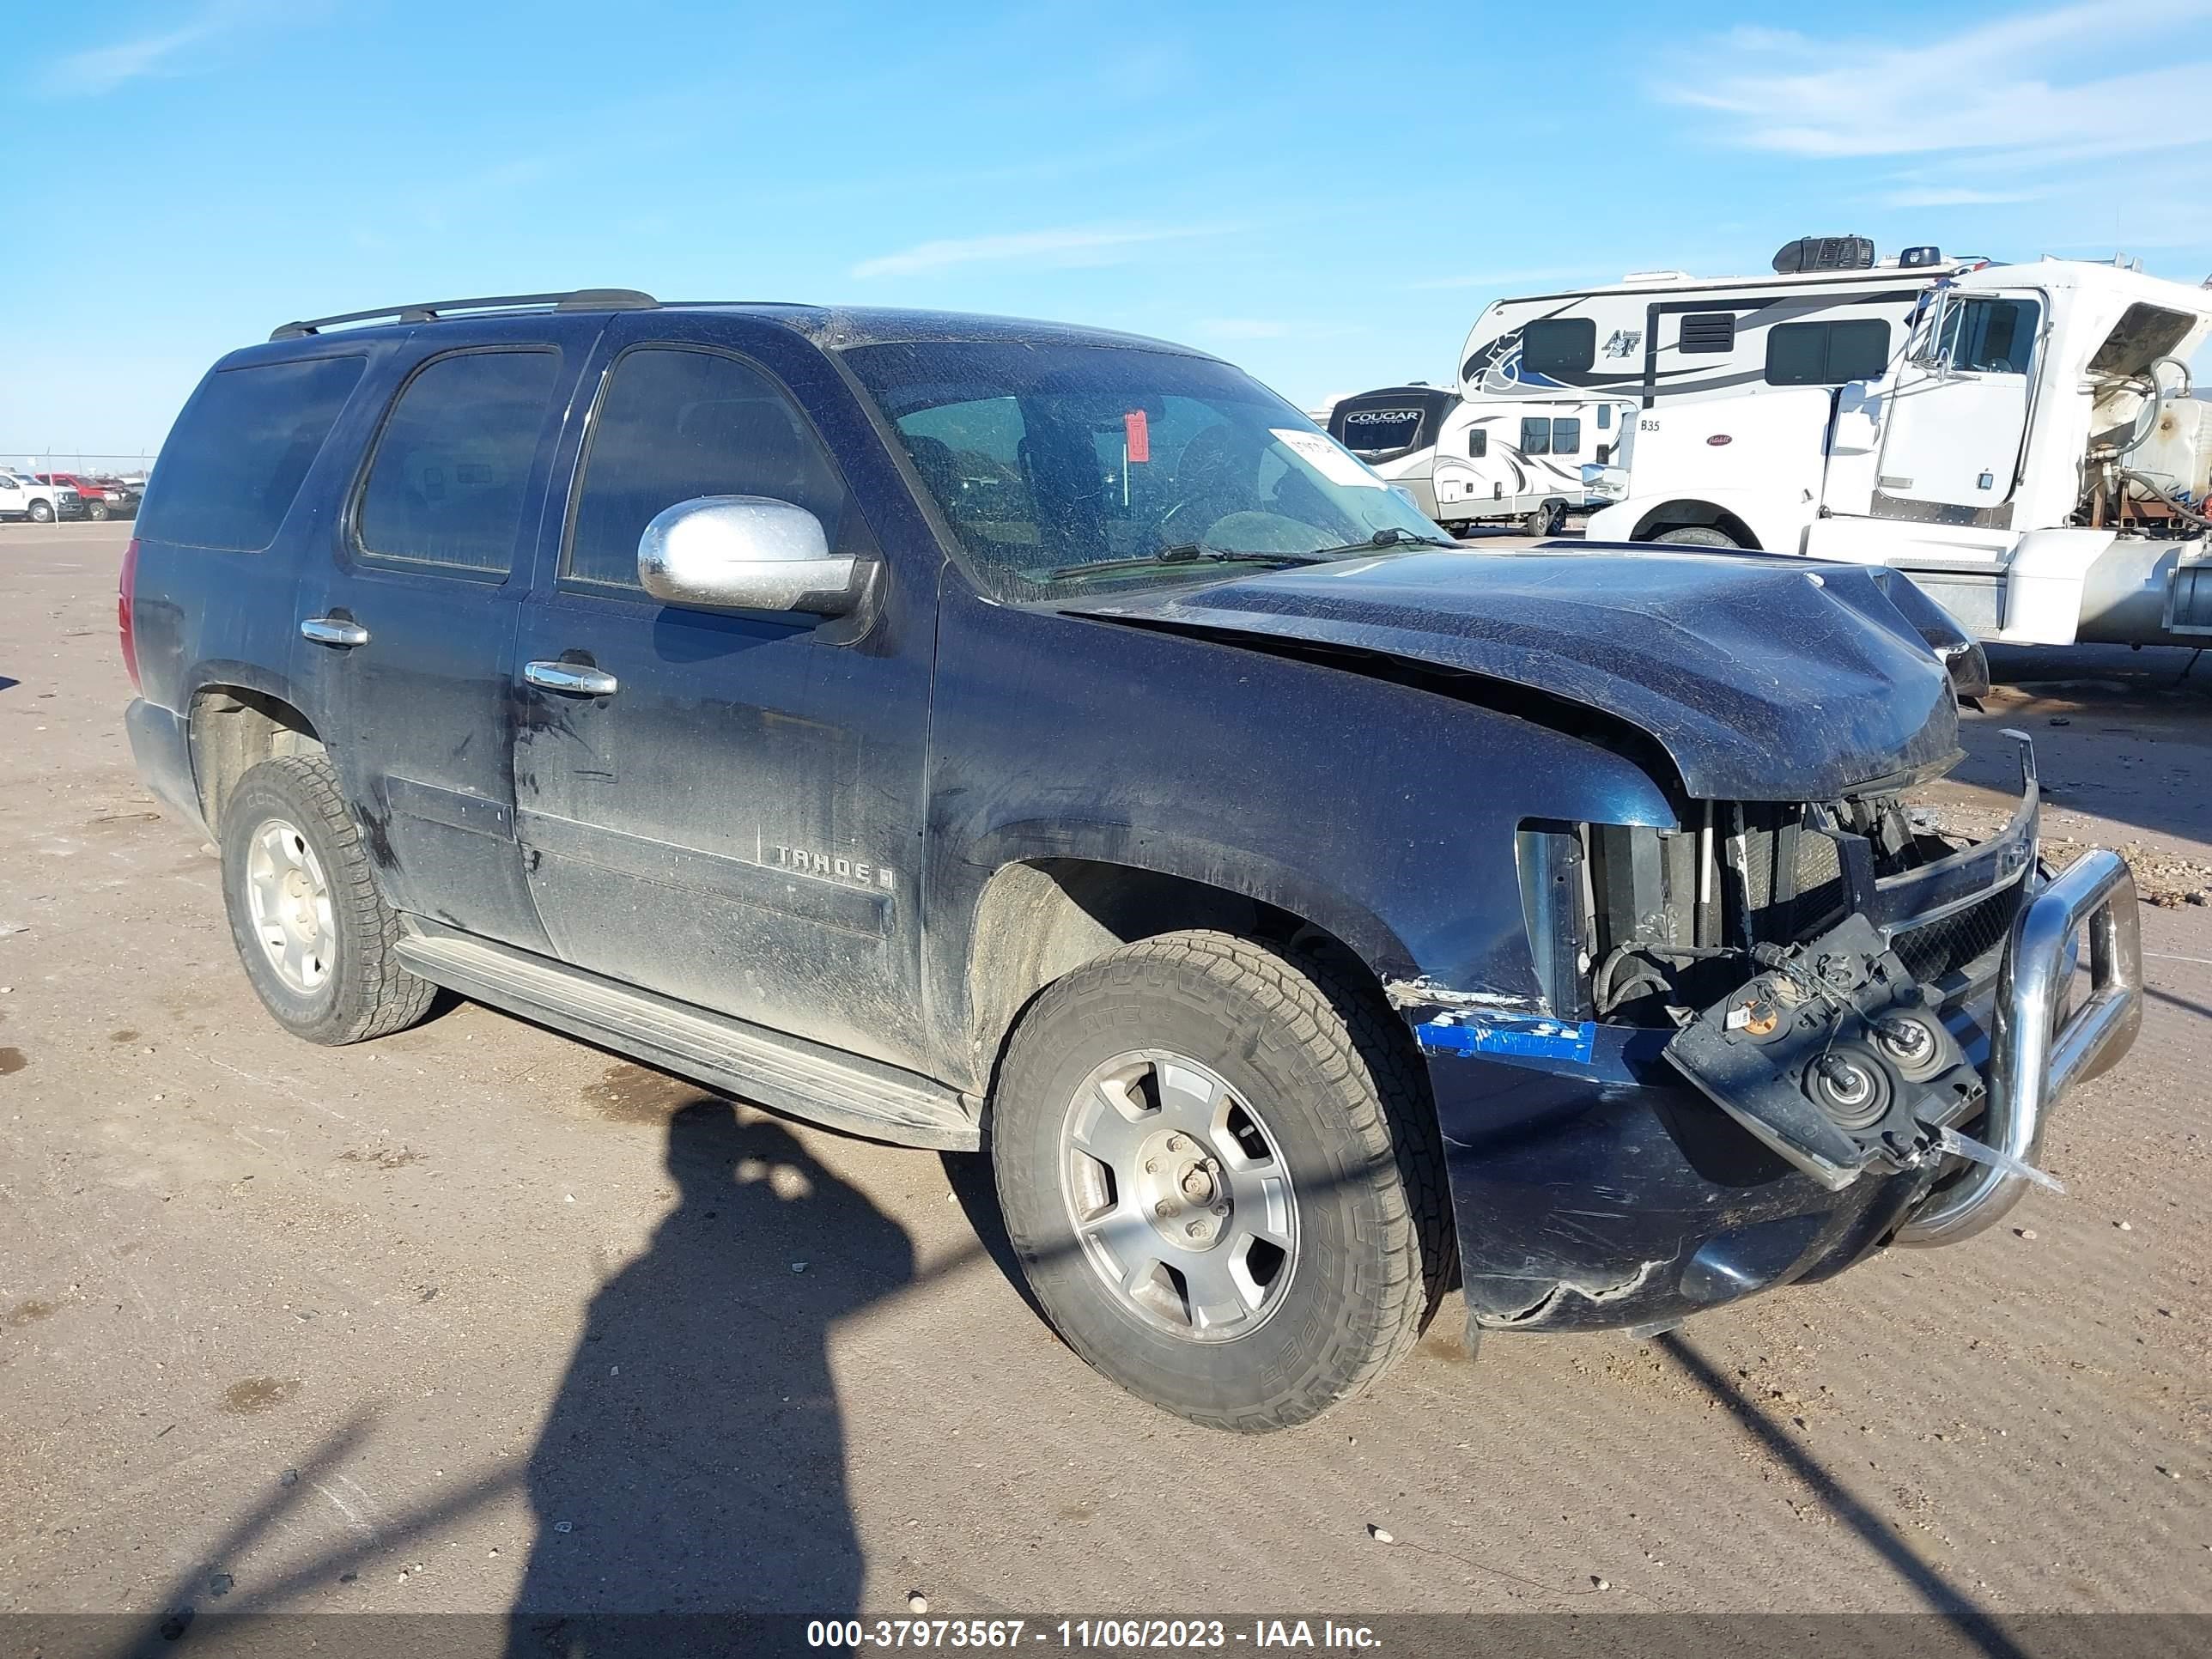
top-left (852, 224), bottom-right (1211, 280)
top-left (1407, 265), bottom-right (1594, 292)
top-left (44, 0), bottom-right (293, 97)
top-left (1877, 186), bottom-right (2041, 208)
top-left (1194, 318), bottom-right (1290, 340)
top-left (1669, 0), bottom-right (2212, 161)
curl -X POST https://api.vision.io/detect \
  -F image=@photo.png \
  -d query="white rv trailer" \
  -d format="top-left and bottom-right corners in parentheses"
top-left (1583, 257), bottom-right (2212, 647)
top-left (1324, 384), bottom-right (1634, 533)
top-left (1458, 237), bottom-right (1972, 412)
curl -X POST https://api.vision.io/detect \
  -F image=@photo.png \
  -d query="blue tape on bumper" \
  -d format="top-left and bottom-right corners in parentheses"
top-left (1418, 1014), bottom-right (1596, 1064)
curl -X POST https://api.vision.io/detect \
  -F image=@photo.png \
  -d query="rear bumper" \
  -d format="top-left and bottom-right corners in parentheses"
top-left (125, 697), bottom-right (204, 830)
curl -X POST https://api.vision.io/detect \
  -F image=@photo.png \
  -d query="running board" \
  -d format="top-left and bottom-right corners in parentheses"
top-left (393, 928), bottom-right (978, 1151)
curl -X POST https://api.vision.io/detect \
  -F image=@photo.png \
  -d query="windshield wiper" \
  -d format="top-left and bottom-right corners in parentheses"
top-left (1294, 526), bottom-right (1461, 560)
top-left (1048, 543), bottom-right (1340, 579)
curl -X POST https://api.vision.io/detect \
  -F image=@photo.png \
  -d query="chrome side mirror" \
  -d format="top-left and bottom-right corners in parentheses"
top-left (1908, 294), bottom-right (1954, 376)
top-left (636, 495), bottom-right (868, 617)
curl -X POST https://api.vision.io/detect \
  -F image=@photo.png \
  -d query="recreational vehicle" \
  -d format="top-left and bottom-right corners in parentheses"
top-left (1458, 237), bottom-right (1970, 411)
top-left (1326, 383), bottom-right (1634, 533)
top-left (1583, 256), bottom-right (2212, 647)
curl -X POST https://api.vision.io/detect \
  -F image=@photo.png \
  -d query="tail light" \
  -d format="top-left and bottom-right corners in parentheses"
top-left (118, 538), bottom-right (141, 692)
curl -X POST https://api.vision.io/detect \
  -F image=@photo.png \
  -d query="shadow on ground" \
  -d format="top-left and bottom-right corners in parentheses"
top-left (107, 1100), bottom-right (915, 1652)
top-left (508, 1102), bottom-right (914, 1638)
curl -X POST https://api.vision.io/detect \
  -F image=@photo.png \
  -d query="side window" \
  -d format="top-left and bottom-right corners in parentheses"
top-left (1938, 298), bottom-right (2036, 374)
top-left (1468, 428), bottom-right (1487, 459)
top-left (1552, 416), bottom-right (1582, 453)
top-left (1519, 417), bottom-right (1552, 456)
top-left (1765, 319), bottom-right (1893, 386)
top-left (356, 349), bottom-right (561, 576)
top-left (564, 347), bottom-right (848, 592)
top-left (1596, 404), bottom-right (1613, 429)
top-left (1828, 319), bottom-right (1892, 382)
top-left (1678, 312), bottom-right (1736, 354)
top-left (136, 355), bottom-right (367, 552)
top-left (1520, 319), bottom-right (1594, 378)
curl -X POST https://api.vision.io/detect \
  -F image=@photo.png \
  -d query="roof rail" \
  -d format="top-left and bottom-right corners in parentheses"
top-left (269, 288), bottom-right (659, 341)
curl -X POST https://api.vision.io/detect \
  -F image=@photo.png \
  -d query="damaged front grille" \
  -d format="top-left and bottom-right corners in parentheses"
top-left (1893, 885), bottom-right (2018, 986)
top-left (1519, 793), bottom-right (2024, 1027)
top-left (1504, 741), bottom-right (2046, 1198)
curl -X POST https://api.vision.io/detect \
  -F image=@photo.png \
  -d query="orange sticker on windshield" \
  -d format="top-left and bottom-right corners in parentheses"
top-left (1124, 410), bottom-right (1150, 463)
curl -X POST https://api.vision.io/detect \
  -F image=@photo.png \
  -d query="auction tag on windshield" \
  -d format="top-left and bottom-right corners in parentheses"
top-left (1124, 410), bottom-right (1150, 463)
top-left (1272, 427), bottom-right (1384, 488)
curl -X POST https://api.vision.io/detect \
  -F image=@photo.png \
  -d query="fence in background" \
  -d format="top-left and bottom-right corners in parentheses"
top-left (2, 451), bottom-right (159, 475)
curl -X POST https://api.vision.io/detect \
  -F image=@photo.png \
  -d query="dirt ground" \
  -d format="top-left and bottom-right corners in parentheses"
top-left (2, 521), bottom-right (2207, 1625)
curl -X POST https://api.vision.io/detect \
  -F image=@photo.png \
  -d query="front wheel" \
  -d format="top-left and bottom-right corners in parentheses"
top-left (991, 931), bottom-right (1453, 1432)
top-left (85, 501), bottom-right (110, 522)
top-left (1652, 525), bottom-right (1739, 548)
top-left (27, 500), bottom-right (52, 524)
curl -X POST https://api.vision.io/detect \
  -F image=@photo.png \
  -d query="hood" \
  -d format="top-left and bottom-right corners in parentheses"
top-left (1061, 547), bottom-right (1960, 802)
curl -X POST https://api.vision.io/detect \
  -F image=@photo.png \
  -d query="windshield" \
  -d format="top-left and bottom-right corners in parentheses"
top-left (842, 340), bottom-right (1448, 601)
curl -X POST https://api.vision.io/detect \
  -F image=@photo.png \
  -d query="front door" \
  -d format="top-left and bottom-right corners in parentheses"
top-left (510, 316), bottom-right (936, 1073)
top-left (298, 321), bottom-right (602, 952)
top-left (1875, 289), bottom-right (2041, 520)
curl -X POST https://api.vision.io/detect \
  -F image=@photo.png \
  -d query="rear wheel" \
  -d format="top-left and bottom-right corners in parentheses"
top-left (1522, 499), bottom-right (1565, 536)
top-left (1652, 525), bottom-right (1738, 548)
top-left (220, 755), bottom-right (435, 1045)
top-left (990, 930), bottom-right (1452, 1432)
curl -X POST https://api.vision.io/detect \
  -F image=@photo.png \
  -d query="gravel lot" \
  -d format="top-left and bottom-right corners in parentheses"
top-left (3, 521), bottom-right (2207, 1625)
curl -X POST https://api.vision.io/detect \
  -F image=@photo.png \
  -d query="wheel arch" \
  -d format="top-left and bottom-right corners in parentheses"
top-left (1630, 498), bottom-right (1762, 550)
top-left (187, 680), bottom-right (326, 831)
top-left (957, 846), bottom-right (1417, 1098)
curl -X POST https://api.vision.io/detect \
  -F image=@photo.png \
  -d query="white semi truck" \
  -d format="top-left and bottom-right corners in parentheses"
top-left (1579, 255), bottom-right (2212, 647)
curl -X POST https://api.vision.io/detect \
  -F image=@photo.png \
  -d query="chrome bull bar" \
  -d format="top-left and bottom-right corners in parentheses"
top-left (1896, 848), bottom-right (2143, 1247)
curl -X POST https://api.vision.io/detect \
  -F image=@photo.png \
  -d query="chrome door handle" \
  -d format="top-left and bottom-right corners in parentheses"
top-left (300, 616), bottom-right (369, 647)
top-left (524, 660), bottom-right (619, 697)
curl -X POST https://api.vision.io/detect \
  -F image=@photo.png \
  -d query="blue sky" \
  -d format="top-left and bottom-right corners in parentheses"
top-left (6, 0), bottom-right (2212, 457)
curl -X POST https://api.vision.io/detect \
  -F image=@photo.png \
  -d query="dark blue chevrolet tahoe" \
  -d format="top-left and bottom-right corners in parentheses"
top-left (121, 289), bottom-right (2143, 1431)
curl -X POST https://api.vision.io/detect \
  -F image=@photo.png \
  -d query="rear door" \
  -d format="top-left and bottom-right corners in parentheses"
top-left (1875, 290), bottom-right (2042, 519)
top-left (508, 312), bottom-right (938, 1072)
top-left (297, 319), bottom-right (603, 952)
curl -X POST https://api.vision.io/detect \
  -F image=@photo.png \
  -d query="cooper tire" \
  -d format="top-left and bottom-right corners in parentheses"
top-left (1652, 525), bottom-right (1738, 547)
top-left (990, 930), bottom-right (1453, 1432)
top-left (219, 755), bottom-right (435, 1045)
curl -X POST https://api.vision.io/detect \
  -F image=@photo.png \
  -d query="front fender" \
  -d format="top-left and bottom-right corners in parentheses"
top-left (963, 818), bottom-right (1419, 982)
top-left (923, 581), bottom-right (1679, 1084)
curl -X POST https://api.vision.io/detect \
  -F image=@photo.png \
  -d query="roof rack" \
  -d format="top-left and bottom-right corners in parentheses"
top-left (269, 288), bottom-right (659, 341)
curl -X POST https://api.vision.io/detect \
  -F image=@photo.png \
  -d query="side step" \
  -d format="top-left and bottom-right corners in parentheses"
top-left (394, 927), bottom-right (979, 1151)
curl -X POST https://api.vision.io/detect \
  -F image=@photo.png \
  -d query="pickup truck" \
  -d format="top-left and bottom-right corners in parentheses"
top-left (1, 472), bottom-right (81, 522)
top-left (34, 471), bottom-right (136, 521)
top-left (119, 289), bottom-right (2142, 1431)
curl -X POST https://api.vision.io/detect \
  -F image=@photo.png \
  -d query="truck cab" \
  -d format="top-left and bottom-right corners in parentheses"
top-left (1589, 260), bottom-right (2212, 646)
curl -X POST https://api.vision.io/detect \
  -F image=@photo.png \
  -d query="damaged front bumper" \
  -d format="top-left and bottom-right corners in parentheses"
top-left (1412, 733), bottom-right (2144, 1334)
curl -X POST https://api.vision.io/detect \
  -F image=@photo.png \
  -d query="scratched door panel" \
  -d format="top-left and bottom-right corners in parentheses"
top-left (509, 319), bottom-right (935, 1073)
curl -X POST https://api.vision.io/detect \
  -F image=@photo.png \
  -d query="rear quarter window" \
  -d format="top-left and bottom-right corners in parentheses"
top-left (137, 355), bottom-right (367, 551)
